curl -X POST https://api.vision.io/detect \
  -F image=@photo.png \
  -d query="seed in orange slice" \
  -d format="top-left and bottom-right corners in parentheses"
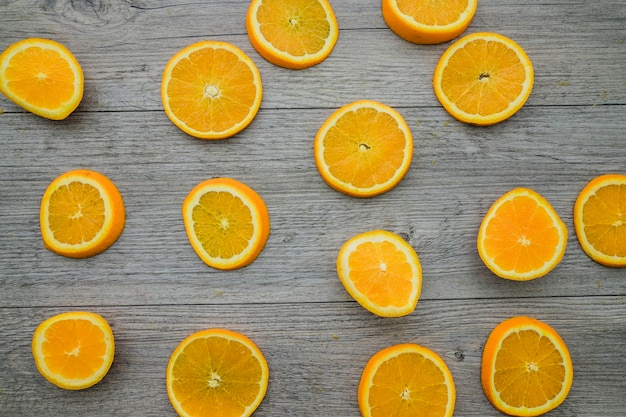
top-left (383, 0), bottom-right (478, 45)
top-left (182, 177), bottom-right (270, 270)
top-left (246, 0), bottom-right (339, 69)
top-left (574, 173), bottom-right (626, 267)
top-left (40, 169), bottom-right (125, 258)
top-left (161, 41), bottom-right (262, 139)
top-left (337, 230), bottom-right (422, 317)
top-left (0, 38), bottom-right (83, 120)
top-left (433, 32), bottom-right (534, 126)
top-left (477, 188), bottom-right (567, 281)
top-left (359, 343), bottom-right (456, 417)
top-left (314, 100), bottom-right (413, 198)
top-left (166, 328), bottom-right (269, 417)
top-left (32, 311), bottom-right (115, 390)
top-left (482, 316), bottom-right (574, 416)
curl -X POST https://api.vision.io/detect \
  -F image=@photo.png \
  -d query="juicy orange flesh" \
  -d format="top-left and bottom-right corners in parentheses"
top-left (397, 0), bottom-right (470, 26)
top-left (41, 319), bottom-right (108, 380)
top-left (483, 196), bottom-right (560, 274)
top-left (48, 181), bottom-right (105, 245)
top-left (368, 352), bottom-right (449, 416)
top-left (170, 336), bottom-right (264, 416)
top-left (256, 0), bottom-right (331, 57)
top-left (348, 240), bottom-right (414, 308)
top-left (5, 46), bottom-right (76, 109)
top-left (494, 329), bottom-right (567, 408)
top-left (440, 39), bottom-right (526, 116)
top-left (192, 191), bottom-right (254, 259)
top-left (166, 47), bottom-right (258, 133)
top-left (323, 107), bottom-right (408, 189)
top-left (581, 183), bottom-right (626, 257)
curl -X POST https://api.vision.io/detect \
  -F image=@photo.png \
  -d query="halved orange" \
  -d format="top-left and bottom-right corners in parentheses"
top-left (336, 230), bottom-right (422, 317)
top-left (32, 311), bottom-right (115, 390)
top-left (166, 328), bottom-right (269, 417)
top-left (433, 32), bottom-right (534, 125)
top-left (314, 100), bottom-right (413, 198)
top-left (359, 343), bottom-right (456, 417)
top-left (383, 0), bottom-right (478, 44)
top-left (161, 41), bottom-right (262, 139)
top-left (477, 188), bottom-right (568, 281)
top-left (482, 316), bottom-right (574, 416)
top-left (574, 173), bottom-right (626, 267)
top-left (40, 169), bottom-right (125, 258)
top-left (182, 177), bottom-right (270, 270)
top-left (0, 38), bottom-right (83, 120)
top-left (246, 0), bottom-right (339, 69)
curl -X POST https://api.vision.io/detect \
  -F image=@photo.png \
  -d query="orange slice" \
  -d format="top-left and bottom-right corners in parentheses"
top-left (382, 0), bottom-right (478, 44)
top-left (246, 0), bottom-right (339, 69)
top-left (482, 316), bottom-right (574, 416)
top-left (161, 41), bottom-right (262, 139)
top-left (336, 230), bottom-right (422, 317)
top-left (0, 38), bottom-right (83, 120)
top-left (32, 311), bottom-right (115, 390)
top-left (314, 100), bottom-right (413, 198)
top-left (182, 177), bottom-right (270, 270)
top-left (433, 32), bottom-right (534, 126)
top-left (40, 169), bottom-right (125, 258)
top-left (574, 173), bottom-right (626, 267)
top-left (477, 188), bottom-right (567, 281)
top-left (166, 328), bottom-right (269, 417)
top-left (359, 343), bottom-right (456, 417)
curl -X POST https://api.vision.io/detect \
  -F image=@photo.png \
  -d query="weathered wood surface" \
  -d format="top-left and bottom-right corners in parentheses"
top-left (1, 0), bottom-right (624, 416)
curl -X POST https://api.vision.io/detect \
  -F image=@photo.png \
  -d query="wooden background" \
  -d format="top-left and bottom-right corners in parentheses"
top-left (1, 0), bottom-right (624, 415)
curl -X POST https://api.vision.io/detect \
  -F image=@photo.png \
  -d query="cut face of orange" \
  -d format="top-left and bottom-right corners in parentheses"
top-left (166, 328), bottom-right (269, 417)
top-left (433, 32), bottom-right (534, 126)
top-left (574, 173), bottom-right (626, 267)
top-left (359, 343), bottom-right (456, 417)
top-left (314, 100), bottom-right (413, 198)
top-left (246, 0), bottom-right (339, 69)
top-left (482, 316), bottom-right (574, 416)
top-left (383, 0), bottom-right (478, 44)
top-left (182, 178), bottom-right (270, 270)
top-left (40, 169), bottom-right (125, 258)
top-left (336, 230), bottom-right (422, 317)
top-left (0, 38), bottom-right (83, 120)
top-left (477, 188), bottom-right (567, 281)
top-left (161, 41), bottom-right (262, 139)
top-left (32, 311), bottom-right (115, 390)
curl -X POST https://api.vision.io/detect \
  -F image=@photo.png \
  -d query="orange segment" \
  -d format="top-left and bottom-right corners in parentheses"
top-left (383, 0), bottom-right (478, 44)
top-left (574, 173), bottom-right (626, 267)
top-left (0, 38), bottom-right (83, 120)
top-left (166, 328), bottom-right (269, 417)
top-left (161, 41), bottom-right (262, 139)
top-left (482, 316), bottom-right (574, 416)
top-left (337, 230), bottom-right (422, 317)
top-left (314, 100), bottom-right (413, 198)
top-left (246, 0), bottom-right (339, 69)
top-left (359, 343), bottom-right (456, 417)
top-left (477, 188), bottom-right (567, 281)
top-left (433, 32), bottom-right (534, 125)
top-left (40, 169), bottom-right (125, 258)
top-left (32, 311), bottom-right (115, 390)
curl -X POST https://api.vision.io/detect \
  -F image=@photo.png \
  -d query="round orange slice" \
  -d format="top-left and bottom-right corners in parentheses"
top-left (32, 311), bottom-right (115, 390)
top-left (482, 316), bottom-right (574, 416)
top-left (40, 169), bottom-right (126, 258)
top-left (574, 173), bottom-right (626, 267)
top-left (433, 32), bottom-right (534, 126)
top-left (246, 0), bottom-right (339, 69)
top-left (0, 38), bottom-right (83, 120)
top-left (314, 100), bottom-right (413, 198)
top-left (161, 41), bottom-right (262, 139)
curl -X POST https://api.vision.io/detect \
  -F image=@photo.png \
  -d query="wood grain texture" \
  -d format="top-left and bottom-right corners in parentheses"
top-left (1, 0), bottom-right (625, 416)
